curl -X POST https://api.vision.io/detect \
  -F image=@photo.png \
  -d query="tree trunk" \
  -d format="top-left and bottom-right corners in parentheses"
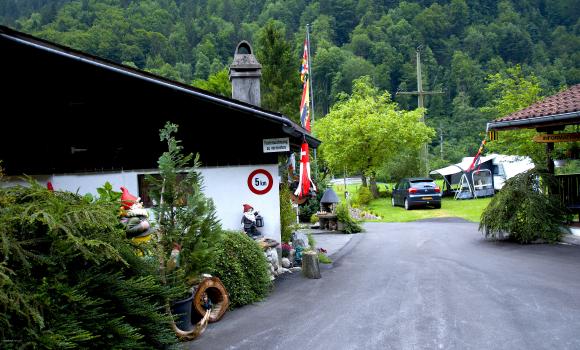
top-left (369, 175), bottom-right (380, 199)
top-left (361, 174), bottom-right (367, 187)
top-left (302, 251), bottom-right (321, 279)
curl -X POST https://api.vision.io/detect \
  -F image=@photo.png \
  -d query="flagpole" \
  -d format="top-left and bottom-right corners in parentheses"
top-left (306, 24), bottom-right (318, 179)
top-left (306, 24), bottom-right (314, 125)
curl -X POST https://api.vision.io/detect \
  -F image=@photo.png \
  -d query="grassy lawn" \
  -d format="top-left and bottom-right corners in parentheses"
top-left (333, 184), bottom-right (491, 223)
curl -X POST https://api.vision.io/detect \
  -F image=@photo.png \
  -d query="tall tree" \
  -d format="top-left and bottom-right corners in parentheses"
top-left (482, 65), bottom-right (545, 166)
top-left (256, 20), bottom-right (301, 121)
top-left (315, 76), bottom-right (434, 197)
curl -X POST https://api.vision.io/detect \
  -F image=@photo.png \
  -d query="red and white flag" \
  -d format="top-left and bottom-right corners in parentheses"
top-left (299, 38), bottom-right (311, 132)
top-left (294, 141), bottom-right (316, 198)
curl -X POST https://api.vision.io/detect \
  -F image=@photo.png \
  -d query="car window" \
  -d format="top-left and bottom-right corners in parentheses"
top-left (410, 180), bottom-right (436, 189)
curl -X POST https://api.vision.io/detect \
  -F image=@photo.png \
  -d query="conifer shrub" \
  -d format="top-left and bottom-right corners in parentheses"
top-left (146, 122), bottom-right (222, 292)
top-left (0, 182), bottom-right (179, 349)
top-left (208, 231), bottom-right (271, 308)
top-left (480, 170), bottom-right (566, 243)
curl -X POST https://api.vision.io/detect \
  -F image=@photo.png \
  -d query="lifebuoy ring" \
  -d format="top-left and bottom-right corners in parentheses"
top-left (193, 277), bottom-right (229, 323)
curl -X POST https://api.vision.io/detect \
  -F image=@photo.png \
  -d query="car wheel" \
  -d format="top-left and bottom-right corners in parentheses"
top-left (391, 197), bottom-right (396, 207)
top-left (404, 198), bottom-right (411, 210)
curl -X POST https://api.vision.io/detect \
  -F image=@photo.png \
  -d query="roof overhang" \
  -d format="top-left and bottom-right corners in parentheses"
top-left (487, 111), bottom-right (580, 131)
top-left (0, 26), bottom-right (321, 175)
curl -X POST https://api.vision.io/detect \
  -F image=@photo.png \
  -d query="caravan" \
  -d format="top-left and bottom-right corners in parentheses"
top-left (430, 154), bottom-right (534, 199)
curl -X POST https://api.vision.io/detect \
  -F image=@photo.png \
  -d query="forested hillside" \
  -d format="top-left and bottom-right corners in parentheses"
top-left (1, 0), bottom-right (578, 165)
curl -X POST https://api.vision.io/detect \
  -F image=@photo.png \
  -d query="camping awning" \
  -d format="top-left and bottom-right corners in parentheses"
top-left (430, 155), bottom-right (497, 177)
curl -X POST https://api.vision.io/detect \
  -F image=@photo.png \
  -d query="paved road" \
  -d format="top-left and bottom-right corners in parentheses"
top-left (187, 220), bottom-right (580, 350)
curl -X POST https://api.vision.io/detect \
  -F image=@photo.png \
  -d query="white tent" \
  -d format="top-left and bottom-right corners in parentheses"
top-left (430, 154), bottom-right (534, 197)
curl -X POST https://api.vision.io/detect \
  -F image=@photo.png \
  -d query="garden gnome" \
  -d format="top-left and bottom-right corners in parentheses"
top-left (119, 187), bottom-right (153, 239)
top-left (241, 204), bottom-right (260, 237)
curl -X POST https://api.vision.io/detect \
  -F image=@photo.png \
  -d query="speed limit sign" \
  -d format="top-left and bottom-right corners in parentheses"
top-left (247, 169), bottom-right (273, 195)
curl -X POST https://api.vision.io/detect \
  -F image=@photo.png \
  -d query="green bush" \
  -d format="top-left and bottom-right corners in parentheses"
top-left (0, 182), bottom-right (179, 349)
top-left (318, 252), bottom-right (333, 264)
top-left (354, 185), bottom-right (373, 206)
top-left (310, 213), bottom-right (319, 224)
top-left (298, 176), bottom-right (330, 222)
top-left (280, 184), bottom-right (296, 243)
top-left (479, 170), bottom-right (566, 243)
top-left (208, 231), bottom-right (272, 308)
top-left (307, 233), bottom-right (316, 248)
top-left (336, 203), bottom-right (363, 234)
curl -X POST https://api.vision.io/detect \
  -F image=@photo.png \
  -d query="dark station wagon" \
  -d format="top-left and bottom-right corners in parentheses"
top-left (392, 178), bottom-right (442, 210)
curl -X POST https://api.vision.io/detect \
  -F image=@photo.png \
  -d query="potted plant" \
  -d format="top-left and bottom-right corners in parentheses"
top-left (146, 122), bottom-right (222, 335)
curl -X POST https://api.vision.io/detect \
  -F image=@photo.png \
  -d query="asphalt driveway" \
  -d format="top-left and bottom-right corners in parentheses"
top-left (186, 220), bottom-right (580, 350)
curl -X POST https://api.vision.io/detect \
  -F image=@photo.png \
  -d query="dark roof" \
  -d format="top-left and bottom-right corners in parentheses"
top-left (488, 84), bottom-right (580, 131)
top-left (0, 25), bottom-right (320, 175)
top-left (0, 25), bottom-right (319, 146)
top-left (320, 188), bottom-right (340, 203)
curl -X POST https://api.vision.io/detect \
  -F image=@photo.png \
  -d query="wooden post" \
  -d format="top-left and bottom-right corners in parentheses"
top-left (302, 251), bottom-right (321, 279)
top-left (547, 131), bottom-right (555, 174)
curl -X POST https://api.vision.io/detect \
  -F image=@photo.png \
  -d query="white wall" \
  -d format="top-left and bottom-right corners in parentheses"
top-left (200, 165), bottom-right (280, 240)
top-left (3, 165), bottom-right (281, 241)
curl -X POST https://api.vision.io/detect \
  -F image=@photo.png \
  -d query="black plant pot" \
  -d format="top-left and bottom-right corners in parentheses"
top-left (171, 293), bottom-right (194, 332)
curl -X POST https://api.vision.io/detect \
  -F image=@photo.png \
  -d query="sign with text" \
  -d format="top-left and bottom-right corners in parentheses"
top-left (247, 169), bottom-right (273, 195)
top-left (533, 133), bottom-right (580, 143)
top-left (263, 137), bottom-right (289, 153)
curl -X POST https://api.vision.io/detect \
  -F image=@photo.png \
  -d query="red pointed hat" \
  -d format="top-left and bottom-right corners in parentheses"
top-left (243, 204), bottom-right (253, 212)
top-left (120, 186), bottom-right (138, 210)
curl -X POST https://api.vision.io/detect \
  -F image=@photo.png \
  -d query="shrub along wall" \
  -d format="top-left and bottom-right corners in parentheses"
top-left (208, 231), bottom-right (271, 308)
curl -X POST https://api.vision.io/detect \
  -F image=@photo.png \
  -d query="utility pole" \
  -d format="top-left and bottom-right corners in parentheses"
top-left (439, 122), bottom-right (444, 159)
top-left (396, 46), bottom-right (443, 176)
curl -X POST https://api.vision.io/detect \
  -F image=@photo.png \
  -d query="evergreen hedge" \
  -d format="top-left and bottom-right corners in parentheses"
top-left (208, 231), bottom-right (271, 308)
top-left (0, 182), bottom-right (179, 349)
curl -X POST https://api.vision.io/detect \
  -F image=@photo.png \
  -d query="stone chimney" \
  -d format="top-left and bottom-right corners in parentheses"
top-left (229, 41), bottom-right (262, 106)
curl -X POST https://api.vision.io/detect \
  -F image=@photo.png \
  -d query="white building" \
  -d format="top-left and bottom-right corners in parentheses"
top-left (0, 26), bottom-right (320, 242)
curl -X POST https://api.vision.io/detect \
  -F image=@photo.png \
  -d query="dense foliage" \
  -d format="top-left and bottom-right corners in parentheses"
top-left (479, 170), bottom-right (566, 243)
top-left (208, 231), bottom-right (272, 308)
top-left (146, 122), bottom-right (222, 290)
top-left (315, 76), bottom-right (434, 194)
top-left (0, 182), bottom-right (179, 349)
top-left (297, 175), bottom-right (330, 222)
top-left (336, 203), bottom-right (362, 234)
top-left (279, 183), bottom-right (296, 243)
top-left (353, 185), bottom-right (373, 206)
top-left (1, 0), bottom-right (578, 166)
